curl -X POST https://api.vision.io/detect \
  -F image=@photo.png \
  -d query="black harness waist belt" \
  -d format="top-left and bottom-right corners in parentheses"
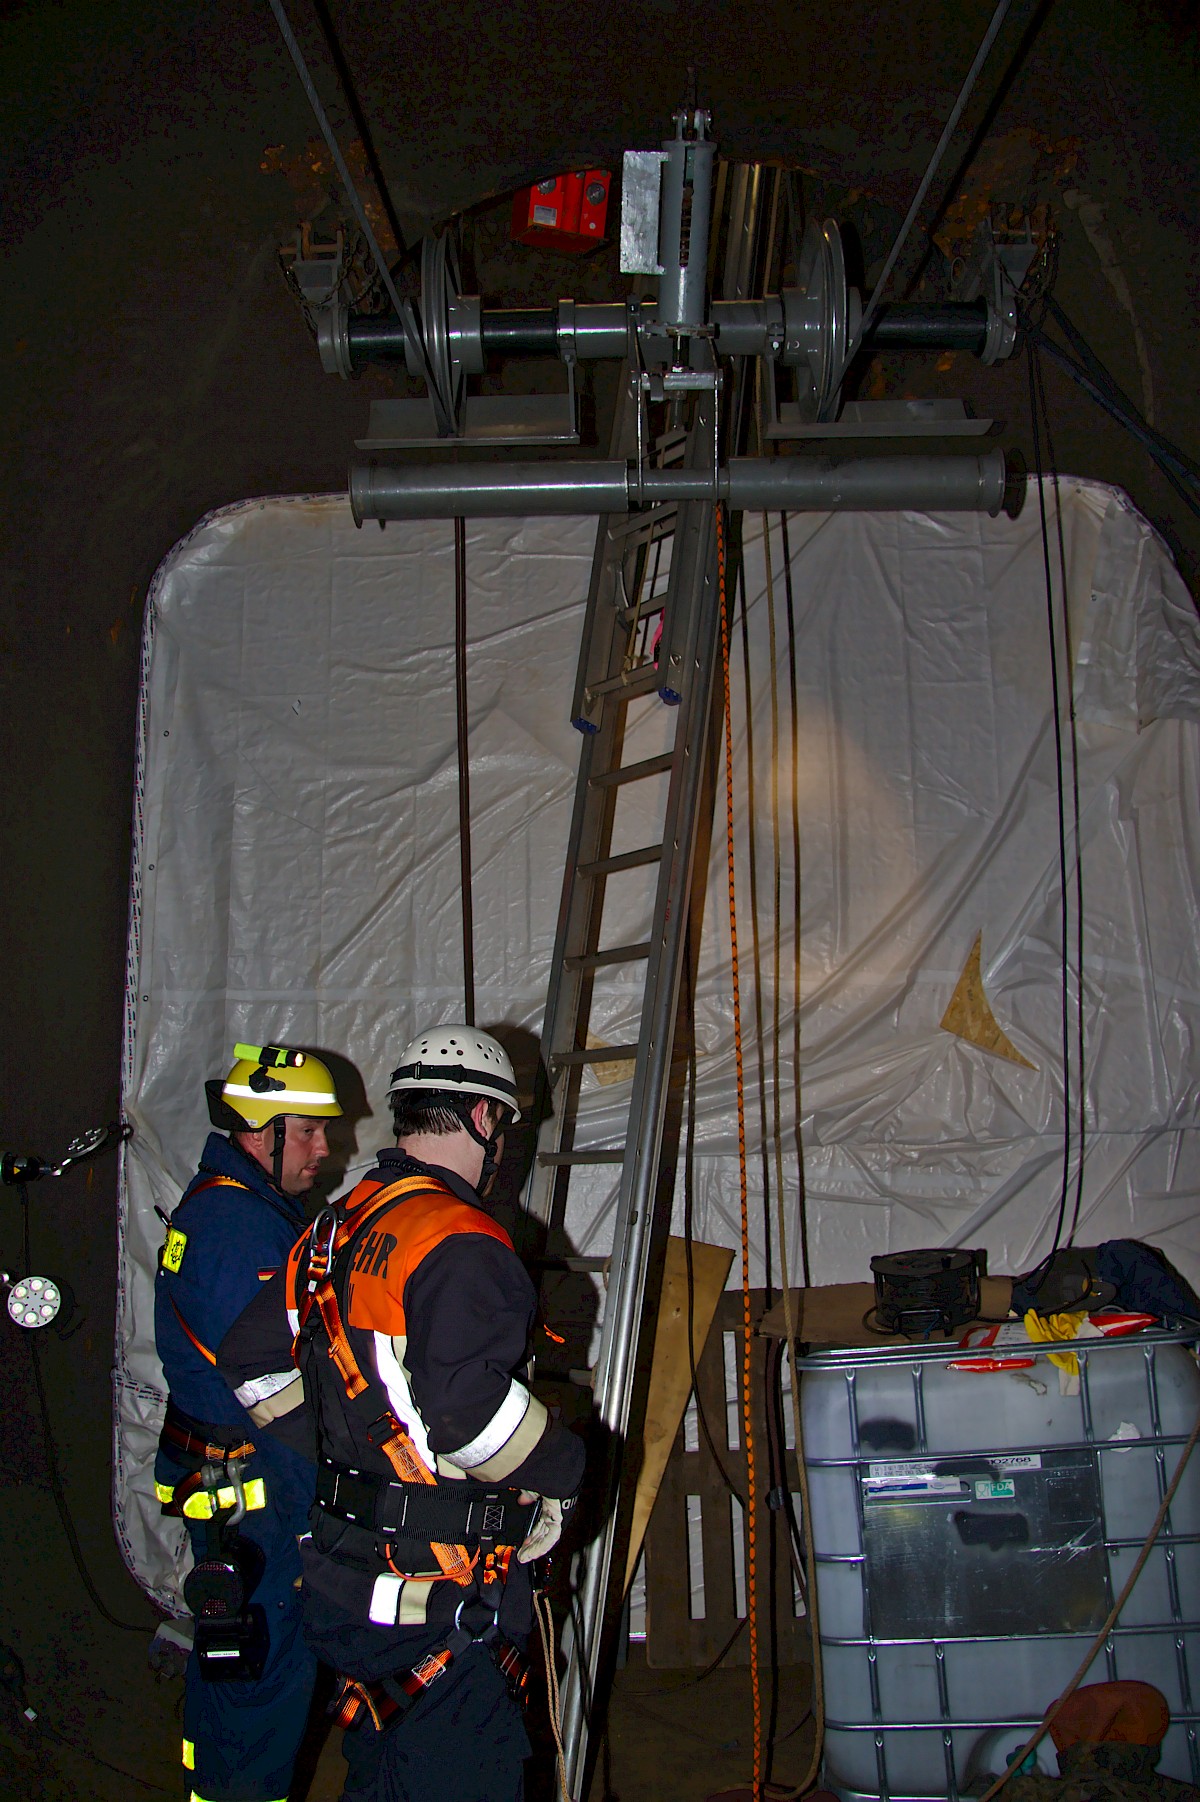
top-left (315, 1457), bottom-right (538, 1546)
top-left (161, 1397), bottom-right (255, 1465)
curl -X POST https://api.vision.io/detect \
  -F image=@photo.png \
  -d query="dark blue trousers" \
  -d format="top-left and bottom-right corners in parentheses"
top-left (158, 1441), bottom-right (316, 1801)
top-left (303, 1605), bottom-right (530, 1802)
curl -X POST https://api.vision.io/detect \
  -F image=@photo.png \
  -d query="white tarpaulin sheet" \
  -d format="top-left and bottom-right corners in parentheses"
top-left (117, 481), bottom-right (1200, 1603)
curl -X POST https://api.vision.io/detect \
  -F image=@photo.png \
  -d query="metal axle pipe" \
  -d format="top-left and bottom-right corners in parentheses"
top-left (345, 299), bottom-right (995, 371)
top-left (350, 451), bottom-right (1018, 523)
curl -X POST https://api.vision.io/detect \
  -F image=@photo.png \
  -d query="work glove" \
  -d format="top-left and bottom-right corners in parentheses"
top-left (516, 1493), bottom-right (565, 1564)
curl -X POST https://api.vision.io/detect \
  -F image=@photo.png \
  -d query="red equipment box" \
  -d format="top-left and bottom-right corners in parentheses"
top-left (510, 169), bottom-right (611, 254)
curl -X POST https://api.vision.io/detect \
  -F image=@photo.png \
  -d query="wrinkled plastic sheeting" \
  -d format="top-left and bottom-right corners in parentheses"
top-left (118, 481), bottom-right (1200, 1602)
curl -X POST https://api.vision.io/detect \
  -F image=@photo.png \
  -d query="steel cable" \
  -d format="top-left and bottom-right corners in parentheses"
top-left (265, 0), bottom-right (454, 435)
top-left (830, 0), bottom-right (1015, 398)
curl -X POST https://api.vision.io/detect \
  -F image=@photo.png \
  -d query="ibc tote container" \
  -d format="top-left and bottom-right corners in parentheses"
top-left (797, 1327), bottom-right (1200, 1799)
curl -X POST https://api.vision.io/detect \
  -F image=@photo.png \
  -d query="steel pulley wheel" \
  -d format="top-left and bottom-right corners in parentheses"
top-left (815, 219), bottom-right (849, 421)
top-left (419, 229), bottom-right (464, 432)
top-left (786, 218), bottom-right (859, 424)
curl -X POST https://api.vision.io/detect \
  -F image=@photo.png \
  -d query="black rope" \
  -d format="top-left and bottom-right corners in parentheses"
top-left (1031, 346), bottom-right (1087, 1249)
top-left (18, 1186), bottom-right (150, 1633)
top-left (1021, 345), bottom-right (1079, 1289)
top-left (736, 553), bottom-right (774, 1303)
top-left (682, 931), bottom-right (745, 1507)
top-left (1022, 317), bottom-right (1200, 523)
top-left (454, 517), bottom-right (476, 1025)
top-left (778, 513), bottom-right (811, 1287)
top-left (37, 1719), bottom-right (171, 1793)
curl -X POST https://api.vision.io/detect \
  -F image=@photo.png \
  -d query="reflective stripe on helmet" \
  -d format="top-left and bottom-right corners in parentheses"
top-left (222, 1083), bottom-right (337, 1106)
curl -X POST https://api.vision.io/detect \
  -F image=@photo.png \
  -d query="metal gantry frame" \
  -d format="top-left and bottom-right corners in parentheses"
top-left (269, 13), bottom-right (1041, 1780)
top-left (335, 115), bottom-right (1028, 1792)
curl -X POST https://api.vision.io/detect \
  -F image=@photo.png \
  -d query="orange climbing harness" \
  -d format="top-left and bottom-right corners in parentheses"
top-left (293, 1176), bottom-right (477, 1587)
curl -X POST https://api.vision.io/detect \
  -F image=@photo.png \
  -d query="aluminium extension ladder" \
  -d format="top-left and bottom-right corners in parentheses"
top-left (522, 164), bottom-right (776, 1798)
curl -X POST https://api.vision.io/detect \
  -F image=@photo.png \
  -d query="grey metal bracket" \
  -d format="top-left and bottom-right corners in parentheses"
top-left (776, 398), bottom-right (996, 439)
top-left (355, 371), bottom-right (579, 450)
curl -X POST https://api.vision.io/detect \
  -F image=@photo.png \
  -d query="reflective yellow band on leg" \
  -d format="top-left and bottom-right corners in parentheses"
top-left (156, 1481), bottom-right (176, 1504)
top-left (182, 1738), bottom-right (195, 1770)
top-left (180, 1476), bottom-right (267, 1520)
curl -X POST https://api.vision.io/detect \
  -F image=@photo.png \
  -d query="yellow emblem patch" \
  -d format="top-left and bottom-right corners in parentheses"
top-left (162, 1227), bottom-right (188, 1273)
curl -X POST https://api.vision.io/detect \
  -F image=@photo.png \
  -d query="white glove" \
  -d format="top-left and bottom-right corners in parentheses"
top-left (516, 1494), bottom-right (564, 1564)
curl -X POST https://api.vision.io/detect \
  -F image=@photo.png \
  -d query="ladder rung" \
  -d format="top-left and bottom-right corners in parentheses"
top-left (565, 941), bottom-right (651, 973)
top-left (586, 662), bottom-right (662, 705)
top-left (577, 845), bottom-right (662, 878)
top-left (616, 598), bottom-right (666, 626)
top-left (553, 1042), bottom-right (639, 1067)
top-left (590, 751), bottom-right (673, 790)
top-left (536, 1150), bottom-right (625, 1166)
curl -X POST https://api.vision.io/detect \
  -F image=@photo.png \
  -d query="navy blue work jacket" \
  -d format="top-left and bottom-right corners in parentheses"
top-left (154, 1131), bottom-right (308, 1429)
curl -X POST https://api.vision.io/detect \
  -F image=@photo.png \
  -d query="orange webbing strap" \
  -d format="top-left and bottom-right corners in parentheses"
top-left (170, 1295), bottom-right (218, 1366)
top-left (163, 1176), bottom-right (253, 1366)
top-left (369, 1419), bottom-right (475, 1588)
top-left (314, 1280), bottom-right (370, 1398)
top-left (718, 503), bottom-right (762, 1800)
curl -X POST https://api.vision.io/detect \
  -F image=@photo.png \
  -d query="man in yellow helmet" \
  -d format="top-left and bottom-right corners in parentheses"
top-left (154, 1043), bottom-right (342, 1802)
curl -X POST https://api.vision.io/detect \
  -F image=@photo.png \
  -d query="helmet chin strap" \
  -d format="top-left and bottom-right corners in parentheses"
top-left (271, 1117), bottom-right (287, 1190)
top-left (454, 1103), bottom-right (505, 1191)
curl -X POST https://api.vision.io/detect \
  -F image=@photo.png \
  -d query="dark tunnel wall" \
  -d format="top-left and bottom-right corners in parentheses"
top-left (0, 0), bottom-right (1197, 1664)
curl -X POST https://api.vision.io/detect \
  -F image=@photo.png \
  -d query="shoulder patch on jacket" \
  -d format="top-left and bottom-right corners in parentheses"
top-left (162, 1227), bottom-right (188, 1274)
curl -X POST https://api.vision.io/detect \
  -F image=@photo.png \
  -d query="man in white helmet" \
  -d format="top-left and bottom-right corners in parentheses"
top-left (218, 1025), bottom-right (585, 1802)
top-left (155, 1042), bottom-right (342, 1802)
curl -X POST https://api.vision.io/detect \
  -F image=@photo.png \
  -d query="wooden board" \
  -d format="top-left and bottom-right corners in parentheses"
top-left (642, 1288), bottom-right (810, 1668)
top-left (758, 1275), bottom-right (1015, 1346)
top-left (624, 1235), bottom-right (733, 1591)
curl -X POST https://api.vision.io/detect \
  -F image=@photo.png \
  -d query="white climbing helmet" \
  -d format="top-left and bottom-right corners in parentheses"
top-left (387, 1025), bottom-right (520, 1122)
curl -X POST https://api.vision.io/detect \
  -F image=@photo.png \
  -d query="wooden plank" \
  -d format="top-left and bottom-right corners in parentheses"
top-left (624, 1236), bottom-right (733, 1591)
top-left (758, 1276), bottom-right (1014, 1345)
top-left (644, 1285), bottom-right (818, 1667)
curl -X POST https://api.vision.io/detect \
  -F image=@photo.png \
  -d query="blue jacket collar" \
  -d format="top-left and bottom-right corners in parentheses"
top-left (196, 1131), bottom-right (307, 1223)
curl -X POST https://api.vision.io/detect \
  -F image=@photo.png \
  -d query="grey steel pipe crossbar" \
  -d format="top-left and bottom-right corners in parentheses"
top-left (345, 298), bottom-right (992, 367)
top-left (351, 451), bottom-right (1016, 522)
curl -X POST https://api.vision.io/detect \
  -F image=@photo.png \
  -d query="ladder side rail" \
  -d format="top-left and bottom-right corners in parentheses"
top-left (524, 385), bottom-right (643, 1234)
top-left (560, 165), bottom-right (776, 1791)
top-left (561, 490), bottom-right (724, 1795)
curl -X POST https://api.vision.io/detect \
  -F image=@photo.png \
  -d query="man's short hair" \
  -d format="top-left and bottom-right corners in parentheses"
top-left (391, 1090), bottom-right (503, 1139)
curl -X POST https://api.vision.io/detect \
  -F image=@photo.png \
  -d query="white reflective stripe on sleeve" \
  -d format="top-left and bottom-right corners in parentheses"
top-left (234, 1369), bottom-right (300, 1408)
top-left (286, 1306), bottom-right (299, 1337)
top-left (443, 1377), bottom-right (531, 1471)
top-left (377, 1333), bottom-right (437, 1475)
top-left (247, 1379), bottom-right (305, 1426)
